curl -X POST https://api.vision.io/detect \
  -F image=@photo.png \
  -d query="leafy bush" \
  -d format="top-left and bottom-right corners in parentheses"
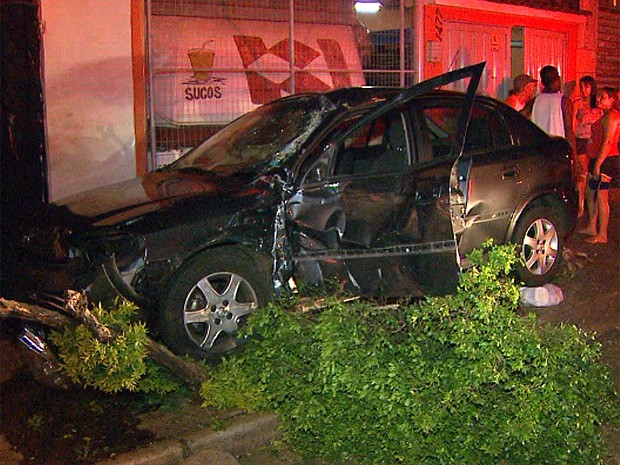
top-left (201, 243), bottom-right (619, 465)
top-left (50, 299), bottom-right (179, 394)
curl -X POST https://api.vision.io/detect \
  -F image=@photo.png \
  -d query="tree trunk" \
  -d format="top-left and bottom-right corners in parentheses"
top-left (0, 297), bottom-right (74, 329)
top-left (0, 294), bottom-right (209, 389)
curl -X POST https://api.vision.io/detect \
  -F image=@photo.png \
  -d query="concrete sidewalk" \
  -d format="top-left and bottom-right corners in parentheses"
top-left (96, 413), bottom-right (279, 465)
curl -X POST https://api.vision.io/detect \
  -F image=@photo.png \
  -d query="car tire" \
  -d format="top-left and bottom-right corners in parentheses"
top-left (511, 205), bottom-right (563, 287)
top-left (160, 246), bottom-right (272, 360)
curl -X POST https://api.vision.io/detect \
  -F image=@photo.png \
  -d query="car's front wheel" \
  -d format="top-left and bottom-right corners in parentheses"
top-left (511, 206), bottom-right (563, 287)
top-left (160, 247), bottom-right (272, 359)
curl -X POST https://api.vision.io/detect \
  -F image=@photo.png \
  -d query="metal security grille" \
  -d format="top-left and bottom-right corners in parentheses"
top-left (147, 0), bottom-right (416, 168)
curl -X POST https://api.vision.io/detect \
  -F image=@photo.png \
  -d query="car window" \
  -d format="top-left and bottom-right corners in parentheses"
top-left (333, 112), bottom-right (409, 176)
top-left (464, 105), bottom-right (512, 151)
top-left (487, 107), bottom-right (512, 147)
top-left (417, 102), bottom-right (512, 159)
top-left (420, 105), bottom-right (460, 159)
top-left (169, 94), bottom-right (335, 177)
top-left (502, 109), bottom-right (547, 146)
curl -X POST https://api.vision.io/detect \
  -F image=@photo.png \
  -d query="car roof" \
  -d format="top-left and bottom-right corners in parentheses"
top-left (322, 86), bottom-right (402, 108)
top-left (320, 86), bottom-right (499, 111)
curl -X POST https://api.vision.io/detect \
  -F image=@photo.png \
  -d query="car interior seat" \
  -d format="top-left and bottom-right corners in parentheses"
top-left (371, 117), bottom-right (407, 173)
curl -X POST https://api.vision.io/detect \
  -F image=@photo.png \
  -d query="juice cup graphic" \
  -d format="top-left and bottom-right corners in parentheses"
top-left (188, 41), bottom-right (215, 82)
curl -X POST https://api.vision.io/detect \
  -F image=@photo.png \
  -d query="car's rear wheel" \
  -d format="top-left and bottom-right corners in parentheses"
top-left (160, 246), bottom-right (272, 359)
top-left (511, 206), bottom-right (563, 287)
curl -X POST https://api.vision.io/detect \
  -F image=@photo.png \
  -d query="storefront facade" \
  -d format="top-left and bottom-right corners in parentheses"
top-left (419, 0), bottom-right (589, 99)
top-left (27, 0), bottom-right (614, 200)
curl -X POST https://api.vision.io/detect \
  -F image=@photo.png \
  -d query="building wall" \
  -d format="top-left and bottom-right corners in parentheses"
top-left (41, 0), bottom-right (137, 201)
top-left (35, 0), bottom-right (606, 201)
top-left (596, 2), bottom-right (620, 87)
top-left (422, 0), bottom-right (589, 99)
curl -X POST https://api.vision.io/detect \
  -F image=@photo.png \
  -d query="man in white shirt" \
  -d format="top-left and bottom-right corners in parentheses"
top-left (523, 65), bottom-right (575, 154)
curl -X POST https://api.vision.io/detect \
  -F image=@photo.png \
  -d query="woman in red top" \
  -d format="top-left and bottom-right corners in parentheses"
top-left (577, 87), bottom-right (620, 244)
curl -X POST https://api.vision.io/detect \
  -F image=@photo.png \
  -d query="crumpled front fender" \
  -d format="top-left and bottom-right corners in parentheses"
top-left (101, 255), bottom-right (154, 308)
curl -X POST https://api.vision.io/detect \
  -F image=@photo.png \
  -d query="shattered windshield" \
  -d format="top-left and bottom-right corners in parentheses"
top-left (169, 94), bottom-right (335, 177)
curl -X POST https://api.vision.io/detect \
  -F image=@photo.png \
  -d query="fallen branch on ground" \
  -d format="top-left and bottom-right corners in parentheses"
top-left (0, 292), bottom-right (209, 389)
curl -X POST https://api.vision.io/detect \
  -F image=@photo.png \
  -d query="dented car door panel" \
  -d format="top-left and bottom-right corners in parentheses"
top-left (287, 62), bottom-right (485, 296)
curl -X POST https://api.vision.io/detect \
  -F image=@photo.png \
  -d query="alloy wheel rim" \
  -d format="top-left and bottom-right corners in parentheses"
top-left (183, 272), bottom-right (258, 352)
top-left (521, 218), bottom-right (558, 276)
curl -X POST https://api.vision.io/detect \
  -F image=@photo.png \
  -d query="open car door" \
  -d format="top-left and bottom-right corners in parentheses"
top-left (288, 62), bottom-right (485, 296)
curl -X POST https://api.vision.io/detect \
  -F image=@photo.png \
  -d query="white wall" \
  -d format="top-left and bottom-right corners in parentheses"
top-left (41, 0), bottom-right (136, 201)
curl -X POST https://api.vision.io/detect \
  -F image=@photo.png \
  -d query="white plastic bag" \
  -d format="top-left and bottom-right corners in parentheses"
top-left (520, 283), bottom-right (564, 307)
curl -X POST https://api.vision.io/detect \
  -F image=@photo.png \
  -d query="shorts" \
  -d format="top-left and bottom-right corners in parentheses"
top-left (589, 156), bottom-right (620, 187)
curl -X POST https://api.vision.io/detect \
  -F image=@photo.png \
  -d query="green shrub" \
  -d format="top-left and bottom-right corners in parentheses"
top-left (201, 243), bottom-right (619, 465)
top-left (50, 299), bottom-right (179, 394)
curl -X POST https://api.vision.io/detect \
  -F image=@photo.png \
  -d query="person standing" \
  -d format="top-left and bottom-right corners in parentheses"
top-left (577, 87), bottom-right (620, 244)
top-left (522, 65), bottom-right (576, 154)
top-left (573, 76), bottom-right (604, 216)
top-left (505, 74), bottom-right (537, 111)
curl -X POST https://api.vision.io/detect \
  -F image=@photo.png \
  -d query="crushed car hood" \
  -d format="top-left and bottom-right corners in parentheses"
top-left (50, 171), bottom-right (252, 229)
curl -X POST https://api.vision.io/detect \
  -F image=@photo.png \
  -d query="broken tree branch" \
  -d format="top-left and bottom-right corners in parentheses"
top-left (64, 290), bottom-right (115, 343)
top-left (0, 294), bottom-right (209, 389)
top-left (145, 339), bottom-right (209, 385)
top-left (1, 292), bottom-right (396, 390)
top-left (0, 297), bottom-right (75, 329)
top-left (295, 295), bottom-right (360, 313)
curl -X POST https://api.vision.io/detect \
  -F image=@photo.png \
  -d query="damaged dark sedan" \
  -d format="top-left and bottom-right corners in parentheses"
top-left (15, 63), bottom-right (577, 359)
